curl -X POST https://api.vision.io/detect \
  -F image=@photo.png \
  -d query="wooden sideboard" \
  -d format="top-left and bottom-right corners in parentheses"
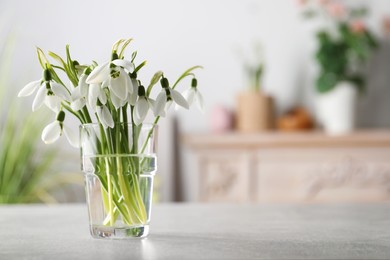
top-left (182, 131), bottom-right (390, 203)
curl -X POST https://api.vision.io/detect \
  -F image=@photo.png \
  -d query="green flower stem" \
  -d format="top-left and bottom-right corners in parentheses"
top-left (95, 120), bottom-right (148, 227)
top-left (105, 157), bottom-right (114, 226)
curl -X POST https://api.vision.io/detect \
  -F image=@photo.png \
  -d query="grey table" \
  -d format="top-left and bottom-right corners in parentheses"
top-left (1, 203), bottom-right (390, 259)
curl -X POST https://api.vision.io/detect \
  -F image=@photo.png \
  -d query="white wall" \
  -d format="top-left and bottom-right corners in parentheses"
top-left (1, 0), bottom-right (390, 201)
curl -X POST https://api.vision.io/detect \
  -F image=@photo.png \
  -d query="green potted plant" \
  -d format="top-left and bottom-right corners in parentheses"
top-left (236, 43), bottom-right (274, 132)
top-left (300, 0), bottom-right (378, 134)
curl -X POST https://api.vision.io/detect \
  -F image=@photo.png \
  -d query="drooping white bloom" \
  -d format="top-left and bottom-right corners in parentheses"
top-left (96, 105), bottom-right (114, 129)
top-left (85, 59), bottom-right (135, 102)
top-left (176, 86), bottom-right (205, 113)
top-left (85, 62), bottom-right (110, 84)
top-left (45, 94), bottom-right (63, 113)
top-left (18, 80), bottom-right (42, 97)
top-left (62, 124), bottom-right (79, 148)
top-left (32, 84), bottom-right (47, 111)
top-left (41, 114), bottom-right (79, 148)
top-left (51, 82), bottom-right (71, 102)
top-left (127, 78), bottom-right (139, 106)
top-left (134, 97), bottom-right (155, 125)
top-left (20, 74), bottom-right (72, 112)
top-left (70, 86), bottom-right (86, 112)
top-left (154, 87), bottom-right (189, 117)
top-left (41, 120), bottom-right (62, 144)
top-left (87, 83), bottom-right (102, 113)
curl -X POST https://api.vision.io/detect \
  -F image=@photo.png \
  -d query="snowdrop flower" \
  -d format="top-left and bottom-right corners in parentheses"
top-left (176, 78), bottom-right (204, 112)
top-left (133, 86), bottom-right (155, 125)
top-left (70, 85), bottom-right (86, 112)
top-left (96, 104), bottom-right (114, 129)
top-left (127, 74), bottom-right (139, 106)
top-left (18, 69), bottom-right (71, 112)
top-left (41, 111), bottom-right (79, 148)
top-left (153, 77), bottom-right (189, 117)
top-left (85, 58), bottom-right (134, 102)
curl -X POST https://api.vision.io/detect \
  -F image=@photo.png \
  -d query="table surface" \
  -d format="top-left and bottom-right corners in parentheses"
top-left (1, 203), bottom-right (390, 259)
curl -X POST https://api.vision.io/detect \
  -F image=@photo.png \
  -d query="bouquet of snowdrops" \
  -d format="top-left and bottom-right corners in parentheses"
top-left (18, 38), bottom-right (203, 230)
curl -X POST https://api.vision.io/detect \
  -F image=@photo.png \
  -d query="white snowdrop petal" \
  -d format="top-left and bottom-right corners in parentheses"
top-left (134, 98), bottom-right (149, 125)
top-left (176, 88), bottom-right (195, 110)
top-left (89, 84), bottom-right (101, 100)
top-left (109, 71), bottom-right (128, 100)
top-left (63, 125), bottom-right (80, 148)
top-left (96, 107), bottom-right (107, 128)
top-left (128, 91), bottom-right (138, 106)
top-left (71, 98), bottom-right (86, 111)
top-left (124, 71), bottom-right (134, 94)
top-left (45, 95), bottom-right (61, 113)
top-left (78, 74), bottom-right (89, 97)
top-left (153, 91), bottom-right (167, 116)
top-left (102, 79), bottom-right (109, 89)
top-left (32, 85), bottom-right (47, 111)
top-left (148, 98), bottom-right (155, 108)
top-left (102, 106), bottom-right (114, 128)
top-left (86, 62), bottom-right (110, 84)
top-left (51, 82), bottom-right (71, 101)
top-left (185, 88), bottom-right (196, 106)
top-left (41, 121), bottom-right (61, 144)
top-left (72, 86), bottom-right (82, 100)
top-left (131, 78), bottom-right (139, 89)
top-left (87, 84), bottom-right (100, 112)
top-left (111, 59), bottom-right (134, 71)
top-left (98, 90), bottom-right (107, 105)
top-left (166, 100), bottom-right (173, 111)
top-left (110, 92), bottom-right (122, 109)
top-left (18, 80), bottom-right (41, 97)
top-left (171, 89), bottom-right (189, 109)
top-left (195, 90), bottom-right (205, 113)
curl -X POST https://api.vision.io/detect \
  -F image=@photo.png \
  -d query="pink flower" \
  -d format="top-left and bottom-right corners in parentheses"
top-left (296, 0), bottom-right (309, 7)
top-left (318, 0), bottom-right (329, 6)
top-left (383, 16), bottom-right (390, 36)
top-left (350, 20), bottom-right (366, 34)
top-left (326, 1), bottom-right (346, 18)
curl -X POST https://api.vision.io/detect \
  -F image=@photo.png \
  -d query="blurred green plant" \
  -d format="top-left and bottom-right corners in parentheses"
top-left (237, 42), bottom-right (264, 92)
top-left (0, 34), bottom-right (81, 204)
top-left (300, 0), bottom-right (378, 93)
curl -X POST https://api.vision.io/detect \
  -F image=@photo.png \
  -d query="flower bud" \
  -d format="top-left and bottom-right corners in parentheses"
top-left (73, 60), bottom-right (80, 66)
top-left (56, 110), bottom-right (65, 122)
top-left (160, 77), bottom-right (169, 89)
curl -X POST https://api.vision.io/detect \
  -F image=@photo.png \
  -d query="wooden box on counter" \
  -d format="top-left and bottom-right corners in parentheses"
top-left (182, 131), bottom-right (390, 203)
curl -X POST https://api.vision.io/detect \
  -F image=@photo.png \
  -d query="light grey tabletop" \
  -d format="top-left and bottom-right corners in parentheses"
top-left (1, 203), bottom-right (390, 260)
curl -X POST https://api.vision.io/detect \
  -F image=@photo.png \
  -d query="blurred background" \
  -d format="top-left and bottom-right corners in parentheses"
top-left (1, 0), bottom-right (390, 204)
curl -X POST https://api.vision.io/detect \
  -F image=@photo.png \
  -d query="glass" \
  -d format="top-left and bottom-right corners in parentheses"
top-left (80, 123), bottom-right (158, 239)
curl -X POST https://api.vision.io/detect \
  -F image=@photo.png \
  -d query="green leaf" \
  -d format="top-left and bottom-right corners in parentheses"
top-left (48, 51), bottom-right (67, 69)
top-left (36, 47), bottom-right (49, 69)
top-left (131, 51), bottom-right (137, 63)
top-left (146, 70), bottom-right (163, 96)
top-left (118, 38), bottom-right (133, 59)
top-left (316, 73), bottom-right (338, 93)
top-left (134, 60), bottom-right (147, 73)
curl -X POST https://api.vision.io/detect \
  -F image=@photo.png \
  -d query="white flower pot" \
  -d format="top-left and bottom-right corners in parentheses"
top-left (316, 81), bottom-right (357, 135)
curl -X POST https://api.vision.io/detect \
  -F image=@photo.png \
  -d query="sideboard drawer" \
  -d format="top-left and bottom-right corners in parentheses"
top-left (255, 148), bottom-right (390, 202)
top-left (197, 150), bottom-right (251, 202)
